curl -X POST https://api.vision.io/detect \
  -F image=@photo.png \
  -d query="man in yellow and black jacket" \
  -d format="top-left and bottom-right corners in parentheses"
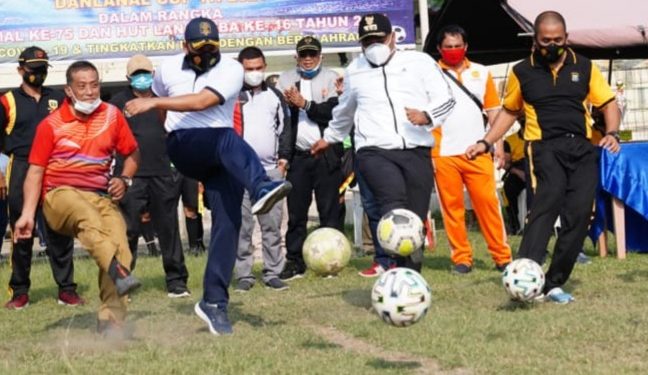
top-left (0, 47), bottom-right (80, 309)
top-left (466, 11), bottom-right (620, 304)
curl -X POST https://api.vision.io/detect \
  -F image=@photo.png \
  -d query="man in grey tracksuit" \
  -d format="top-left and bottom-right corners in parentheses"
top-left (233, 47), bottom-right (291, 291)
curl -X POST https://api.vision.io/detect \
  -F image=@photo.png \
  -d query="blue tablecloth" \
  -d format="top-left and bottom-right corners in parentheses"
top-left (589, 142), bottom-right (648, 252)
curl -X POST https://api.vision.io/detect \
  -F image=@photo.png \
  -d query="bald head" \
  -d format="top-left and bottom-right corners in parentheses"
top-left (534, 11), bottom-right (566, 34)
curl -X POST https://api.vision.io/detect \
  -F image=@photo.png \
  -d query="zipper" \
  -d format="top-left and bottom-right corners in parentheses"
top-left (382, 66), bottom-right (405, 148)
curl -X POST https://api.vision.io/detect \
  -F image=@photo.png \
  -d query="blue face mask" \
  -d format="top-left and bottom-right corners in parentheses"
top-left (298, 62), bottom-right (321, 79)
top-left (130, 73), bottom-right (153, 91)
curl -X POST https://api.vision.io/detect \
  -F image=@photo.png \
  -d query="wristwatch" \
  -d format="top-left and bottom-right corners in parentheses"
top-left (119, 176), bottom-right (133, 188)
top-left (476, 139), bottom-right (494, 153)
top-left (606, 131), bottom-right (620, 142)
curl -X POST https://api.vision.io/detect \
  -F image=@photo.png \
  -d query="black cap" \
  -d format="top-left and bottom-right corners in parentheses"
top-left (18, 46), bottom-right (50, 68)
top-left (185, 17), bottom-right (220, 46)
top-left (296, 36), bottom-right (322, 53)
top-left (358, 13), bottom-right (392, 40)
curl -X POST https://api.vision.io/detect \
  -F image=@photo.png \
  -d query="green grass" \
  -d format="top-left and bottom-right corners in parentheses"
top-left (1, 232), bottom-right (648, 375)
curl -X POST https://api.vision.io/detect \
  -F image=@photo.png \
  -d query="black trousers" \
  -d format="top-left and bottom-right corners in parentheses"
top-left (503, 171), bottom-right (526, 234)
top-left (517, 136), bottom-right (598, 293)
top-left (119, 175), bottom-right (188, 290)
top-left (7, 157), bottom-right (76, 296)
top-left (356, 147), bottom-right (434, 271)
top-left (285, 152), bottom-right (343, 265)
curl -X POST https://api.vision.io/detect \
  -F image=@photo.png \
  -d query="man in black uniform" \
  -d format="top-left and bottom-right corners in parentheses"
top-left (0, 46), bottom-right (81, 309)
top-left (111, 54), bottom-right (190, 298)
top-left (466, 11), bottom-right (620, 304)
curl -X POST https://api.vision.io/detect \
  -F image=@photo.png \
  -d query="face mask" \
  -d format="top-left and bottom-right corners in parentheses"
top-left (187, 50), bottom-right (221, 73)
top-left (130, 73), bottom-right (153, 91)
top-left (22, 69), bottom-right (47, 88)
top-left (534, 42), bottom-right (566, 64)
top-left (440, 48), bottom-right (466, 66)
top-left (244, 71), bottom-right (265, 87)
top-left (364, 39), bottom-right (394, 67)
top-left (298, 61), bottom-right (321, 79)
top-left (71, 93), bottom-right (101, 115)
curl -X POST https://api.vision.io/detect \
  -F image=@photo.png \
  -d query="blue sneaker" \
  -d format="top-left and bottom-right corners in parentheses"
top-left (545, 287), bottom-right (575, 304)
top-left (576, 252), bottom-right (592, 265)
top-left (194, 301), bottom-right (233, 335)
top-left (251, 181), bottom-right (292, 215)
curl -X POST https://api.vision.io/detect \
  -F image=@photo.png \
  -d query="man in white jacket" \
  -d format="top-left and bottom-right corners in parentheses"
top-left (312, 13), bottom-right (455, 271)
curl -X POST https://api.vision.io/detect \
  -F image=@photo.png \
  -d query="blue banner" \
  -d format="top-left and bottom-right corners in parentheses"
top-left (0, 0), bottom-right (415, 63)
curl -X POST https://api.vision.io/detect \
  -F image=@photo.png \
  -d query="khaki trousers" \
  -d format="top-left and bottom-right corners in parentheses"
top-left (43, 187), bottom-right (132, 322)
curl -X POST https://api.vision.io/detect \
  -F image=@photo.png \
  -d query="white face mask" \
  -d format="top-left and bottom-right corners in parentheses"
top-left (244, 71), bottom-right (265, 87)
top-left (364, 38), bottom-right (394, 66)
top-left (71, 93), bottom-right (101, 115)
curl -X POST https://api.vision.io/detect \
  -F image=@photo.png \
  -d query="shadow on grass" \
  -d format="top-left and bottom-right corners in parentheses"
top-left (616, 269), bottom-right (648, 283)
top-left (496, 300), bottom-right (538, 312)
top-left (366, 358), bottom-right (422, 371)
top-left (342, 288), bottom-right (372, 309)
top-left (301, 338), bottom-right (342, 350)
top-left (174, 301), bottom-right (286, 328)
top-left (43, 309), bottom-right (153, 332)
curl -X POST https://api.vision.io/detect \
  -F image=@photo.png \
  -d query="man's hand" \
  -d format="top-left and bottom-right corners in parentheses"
top-left (13, 215), bottom-right (34, 243)
top-left (493, 147), bottom-right (506, 169)
top-left (311, 139), bottom-right (330, 157)
top-left (283, 86), bottom-right (307, 109)
top-left (465, 142), bottom-right (488, 160)
top-left (404, 107), bottom-right (430, 126)
top-left (0, 172), bottom-right (6, 200)
top-left (124, 98), bottom-right (156, 117)
top-left (334, 77), bottom-right (344, 96)
top-left (108, 177), bottom-right (127, 201)
top-left (599, 134), bottom-right (621, 153)
top-left (277, 159), bottom-right (289, 176)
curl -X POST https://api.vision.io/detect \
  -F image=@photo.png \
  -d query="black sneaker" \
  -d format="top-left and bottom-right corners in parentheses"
top-left (452, 263), bottom-right (472, 274)
top-left (234, 279), bottom-right (254, 293)
top-left (495, 262), bottom-right (510, 272)
top-left (264, 278), bottom-right (289, 291)
top-left (279, 261), bottom-right (306, 281)
top-left (167, 286), bottom-right (191, 298)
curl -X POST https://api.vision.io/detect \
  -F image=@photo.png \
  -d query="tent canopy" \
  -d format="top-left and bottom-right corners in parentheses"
top-left (423, 0), bottom-right (648, 65)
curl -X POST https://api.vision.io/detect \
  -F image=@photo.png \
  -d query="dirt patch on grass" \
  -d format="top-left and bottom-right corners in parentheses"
top-left (304, 323), bottom-right (472, 375)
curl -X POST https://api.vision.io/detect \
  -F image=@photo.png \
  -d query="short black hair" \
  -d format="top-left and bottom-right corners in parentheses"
top-left (65, 60), bottom-right (99, 85)
top-left (436, 24), bottom-right (468, 46)
top-left (237, 46), bottom-right (266, 63)
top-left (533, 11), bottom-right (567, 34)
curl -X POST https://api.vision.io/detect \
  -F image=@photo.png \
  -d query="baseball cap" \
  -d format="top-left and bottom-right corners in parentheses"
top-left (18, 46), bottom-right (51, 69)
top-left (126, 54), bottom-right (153, 76)
top-left (358, 13), bottom-right (392, 40)
top-left (296, 36), bottom-right (322, 54)
top-left (185, 17), bottom-right (220, 50)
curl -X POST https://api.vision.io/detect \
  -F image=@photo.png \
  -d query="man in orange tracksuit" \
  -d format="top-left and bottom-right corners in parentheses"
top-left (432, 25), bottom-right (512, 273)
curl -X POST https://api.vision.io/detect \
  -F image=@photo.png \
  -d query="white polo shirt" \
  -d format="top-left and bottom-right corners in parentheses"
top-left (152, 53), bottom-right (244, 133)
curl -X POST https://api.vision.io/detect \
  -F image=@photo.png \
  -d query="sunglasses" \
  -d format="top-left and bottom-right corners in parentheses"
top-left (189, 39), bottom-right (220, 50)
top-left (298, 50), bottom-right (319, 58)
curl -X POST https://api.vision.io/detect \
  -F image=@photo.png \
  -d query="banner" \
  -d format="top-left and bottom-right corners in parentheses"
top-left (0, 0), bottom-right (415, 63)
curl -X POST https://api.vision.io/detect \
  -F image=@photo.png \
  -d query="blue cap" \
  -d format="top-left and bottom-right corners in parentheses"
top-left (185, 17), bottom-right (219, 46)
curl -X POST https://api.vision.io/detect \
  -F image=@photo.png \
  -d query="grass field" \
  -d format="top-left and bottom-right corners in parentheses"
top-left (1, 232), bottom-right (648, 375)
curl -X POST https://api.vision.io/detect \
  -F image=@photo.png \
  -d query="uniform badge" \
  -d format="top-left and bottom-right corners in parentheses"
top-left (571, 72), bottom-right (580, 82)
top-left (48, 100), bottom-right (59, 112)
top-left (471, 70), bottom-right (480, 79)
top-left (199, 22), bottom-right (212, 36)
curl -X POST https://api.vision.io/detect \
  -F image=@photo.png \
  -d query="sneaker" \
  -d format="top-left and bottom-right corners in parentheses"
top-left (452, 264), bottom-right (472, 274)
top-left (5, 294), bottom-right (29, 310)
top-left (495, 262), bottom-right (510, 272)
top-left (167, 286), bottom-right (191, 298)
top-left (545, 287), bottom-right (575, 304)
top-left (576, 252), bottom-right (592, 265)
top-left (194, 301), bottom-right (233, 335)
top-left (58, 291), bottom-right (86, 306)
top-left (234, 279), bottom-right (255, 293)
top-left (279, 261), bottom-right (306, 281)
top-left (115, 274), bottom-right (142, 297)
top-left (146, 241), bottom-right (160, 257)
top-left (188, 242), bottom-right (206, 256)
top-left (358, 263), bottom-right (385, 278)
top-left (264, 278), bottom-right (288, 291)
top-left (251, 181), bottom-right (292, 215)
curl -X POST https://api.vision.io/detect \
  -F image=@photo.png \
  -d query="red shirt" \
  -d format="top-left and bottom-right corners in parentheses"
top-left (29, 99), bottom-right (138, 197)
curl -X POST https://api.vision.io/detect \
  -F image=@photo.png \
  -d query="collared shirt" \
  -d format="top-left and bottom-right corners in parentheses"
top-left (503, 49), bottom-right (615, 140)
top-left (29, 99), bottom-right (138, 198)
top-left (433, 59), bottom-right (500, 157)
top-left (0, 86), bottom-right (64, 158)
top-left (152, 53), bottom-right (244, 132)
top-left (295, 79), bottom-right (321, 150)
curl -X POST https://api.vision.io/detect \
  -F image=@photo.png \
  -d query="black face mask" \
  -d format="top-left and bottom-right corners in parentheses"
top-left (186, 50), bottom-right (221, 74)
top-left (534, 43), bottom-right (566, 65)
top-left (22, 69), bottom-right (47, 88)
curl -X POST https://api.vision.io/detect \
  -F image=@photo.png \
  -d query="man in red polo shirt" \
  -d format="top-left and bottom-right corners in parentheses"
top-left (14, 61), bottom-right (141, 336)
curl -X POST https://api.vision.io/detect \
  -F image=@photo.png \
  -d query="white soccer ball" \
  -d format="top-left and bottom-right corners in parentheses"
top-left (502, 258), bottom-right (545, 301)
top-left (392, 25), bottom-right (407, 43)
top-left (371, 268), bottom-right (432, 327)
top-left (377, 209), bottom-right (424, 257)
top-left (302, 228), bottom-right (352, 276)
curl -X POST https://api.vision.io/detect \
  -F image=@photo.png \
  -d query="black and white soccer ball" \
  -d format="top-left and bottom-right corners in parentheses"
top-left (502, 258), bottom-right (545, 302)
top-left (392, 25), bottom-right (407, 43)
top-left (371, 268), bottom-right (432, 327)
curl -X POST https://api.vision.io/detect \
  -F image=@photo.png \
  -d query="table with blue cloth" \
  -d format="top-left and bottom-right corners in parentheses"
top-left (589, 141), bottom-right (648, 257)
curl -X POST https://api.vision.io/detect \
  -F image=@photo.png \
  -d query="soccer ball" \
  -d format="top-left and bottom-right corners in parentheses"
top-left (371, 268), bottom-right (432, 327)
top-left (392, 25), bottom-right (407, 43)
top-left (502, 258), bottom-right (545, 301)
top-left (376, 209), bottom-right (424, 257)
top-left (302, 228), bottom-right (352, 276)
